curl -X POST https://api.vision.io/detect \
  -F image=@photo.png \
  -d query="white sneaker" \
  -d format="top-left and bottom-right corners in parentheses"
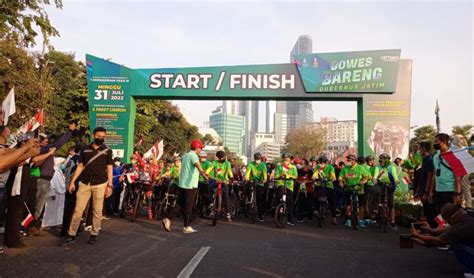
top-left (162, 218), bottom-right (171, 232)
top-left (84, 225), bottom-right (92, 232)
top-left (464, 273), bottom-right (474, 278)
top-left (183, 226), bottom-right (198, 234)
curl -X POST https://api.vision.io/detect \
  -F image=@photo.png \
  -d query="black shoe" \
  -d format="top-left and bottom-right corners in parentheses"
top-left (88, 235), bottom-right (98, 245)
top-left (58, 236), bottom-right (76, 246)
top-left (258, 216), bottom-right (264, 222)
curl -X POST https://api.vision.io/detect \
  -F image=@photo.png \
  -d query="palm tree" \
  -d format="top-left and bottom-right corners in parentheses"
top-left (452, 125), bottom-right (473, 145)
top-left (414, 125), bottom-right (437, 142)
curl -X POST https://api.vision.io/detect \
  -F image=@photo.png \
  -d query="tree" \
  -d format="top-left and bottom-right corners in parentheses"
top-left (0, 0), bottom-right (62, 48)
top-left (413, 125), bottom-right (437, 142)
top-left (452, 125), bottom-right (473, 145)
top-left (0, 35), bottom-right (46, 129)
top-left (134, 99), bottom-right (199, 156)
top-left (201, 133), bottom-right (215, 145)
top-left (45, 51), bottom-right (89, 136)
top-left (286, 126), bottom-right (326, 158)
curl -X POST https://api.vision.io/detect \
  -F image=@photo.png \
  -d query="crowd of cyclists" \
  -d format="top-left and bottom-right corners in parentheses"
top-left (113, 148), bottom-right (404, 231)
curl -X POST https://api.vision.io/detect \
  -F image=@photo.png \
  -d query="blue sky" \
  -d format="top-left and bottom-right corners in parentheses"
top-left (44, 0), bottom-right (473, 132)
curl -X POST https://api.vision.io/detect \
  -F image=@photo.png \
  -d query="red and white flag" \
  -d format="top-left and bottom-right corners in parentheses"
top-left (21, 202), bottom-right (34, 229)
top-left (2, 87), bottom-right (16, 125)
top-left (440, 146), bottom-right (474, 177)
top-left (16, 109), bottom-right (44, 134)
top-left (143, 140), bottom-right (164, 160)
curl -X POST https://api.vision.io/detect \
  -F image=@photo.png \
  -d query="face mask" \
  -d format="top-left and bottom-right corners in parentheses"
top-left (433, 143), bottom-right (441, 150)
top-left (296, 164), bottom-right (302, 169)
top-left (94, 138), bottom-right (105, 145)
top-left (255, 160), bottom-right (261, 164)
top-left (200, 158), bottom-right (206, 162)
top-left (131, 160), bottom-right (138, 165)
top-left (219, 159), bottom-right (226, 163)
top-left (114, 161), bottom-right (121, 167)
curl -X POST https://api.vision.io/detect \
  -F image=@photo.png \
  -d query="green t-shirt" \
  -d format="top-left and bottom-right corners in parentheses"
top-left (367, 165), bottom-right (379, 186)
top-left (159, 166), bottom-right (179, 183)
top-left (206, 160), bottom-right (233, 182)
top-left (339, 164), bottom-right (368, 194)
top-left (246, 161), bottom-right (268, 186)
top-left (274, 163), bottom-right (298, 191)
top-left (433, 153), bottom-right (456, 192)
top-left (179, 151), bottom-right (199, 189)
top-left (199, 160), bottom-right (212, 183)
top-left (312, 164), bottom-right (336, 189)
top-left (376, 164), bottom-right (399, 185)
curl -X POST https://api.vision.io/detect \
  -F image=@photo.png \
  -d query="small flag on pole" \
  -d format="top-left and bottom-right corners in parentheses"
top-left (2, 87), bottom-right (16, 125)
top-left (21, 202), bottom-right (35, 229)
top-left (143, 140), bottom-right (164, 160)
top-left (16, 109), bottom-right (44, 135)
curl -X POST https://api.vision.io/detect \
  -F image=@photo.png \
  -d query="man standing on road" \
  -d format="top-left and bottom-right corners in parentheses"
top-left (59, 127), bottom-right (113, 246)
top-left (429, 133), bottom-right (462, 213)
top-left (162, 139), bottom-right (208, 233)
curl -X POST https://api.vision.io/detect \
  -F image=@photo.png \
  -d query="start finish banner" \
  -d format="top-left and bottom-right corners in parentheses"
top-left (86, 50), bottom-right (404, 160)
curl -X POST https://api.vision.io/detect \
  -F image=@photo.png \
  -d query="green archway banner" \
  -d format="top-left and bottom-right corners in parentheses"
top-left (86, 49), bottom-right (409, 161)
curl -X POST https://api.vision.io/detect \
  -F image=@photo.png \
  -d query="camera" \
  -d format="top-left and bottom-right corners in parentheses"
top-left (399, 234), bottom-right (414, 249)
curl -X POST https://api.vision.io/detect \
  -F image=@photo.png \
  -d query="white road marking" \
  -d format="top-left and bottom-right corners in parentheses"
top-left (177, 246), bottom-right (211, 278)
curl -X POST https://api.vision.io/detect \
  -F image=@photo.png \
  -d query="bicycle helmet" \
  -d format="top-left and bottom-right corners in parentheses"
top-left (254, 152), bottom-right (262, 160)
top-left (216, 150), bottom-right (226, 159)
top-left (199, 151), bottom-right (208, 158)
top-left (318, 155), bottom-right (328, 164)
top-left (166, 157), bottom-right (175, 164)
top-left (294, 158), bottom-right (302, 165)
top-left (281, 152), bottom-right (291, 159)
top-left (365, 155), bottom-right (374, 163)
top-left (379, 153), bottom-right (391, 161)
top-left (310, 156), bottom-right (318, 162)
top-left (346, 154), bottom-right (356, 161)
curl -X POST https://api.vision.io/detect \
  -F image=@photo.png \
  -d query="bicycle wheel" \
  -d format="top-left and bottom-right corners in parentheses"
top-left (212, 194), bottom-right (221, 226)
top-left (250, 195), bottom-right (257, 224)
top-left (380, 206), bottom-right (388, 233)
top-left (131, 192), bottom-right (142, 223)
top-left (275, 203), bottom-right (287, 229)
top-left (230, 195), bottom-right (238, 220)
top-left (351, 201), bottom-right (358, 231)
top-left (119, 189), bottom-right (131, 218)
top-left (158, 197), bottom-right (168, 221)
top-left (318, 203), bottom-right (325, 228)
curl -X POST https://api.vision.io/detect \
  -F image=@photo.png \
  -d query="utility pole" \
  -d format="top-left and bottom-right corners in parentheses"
top-left (435, 99), bottom-right (440, 134)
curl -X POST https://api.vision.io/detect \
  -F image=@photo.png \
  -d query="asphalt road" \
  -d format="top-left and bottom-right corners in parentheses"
top-left (0, 216), bottom-right (464, 278)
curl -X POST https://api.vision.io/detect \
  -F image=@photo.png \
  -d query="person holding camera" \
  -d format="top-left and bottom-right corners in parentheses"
top-left (411, 203), bottom-right (474, 276)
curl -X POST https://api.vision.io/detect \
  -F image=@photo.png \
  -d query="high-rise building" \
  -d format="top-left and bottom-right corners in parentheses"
top-left (223, 100), bottom-right (259, 158)
top-left (252, 132), bottom-right (275, 153)
top-left (209, 108), bottom-right (246, 155)
top-left (254, 142), bottom-right (284, 162)
top-left (274, 35), bottom-right (314, 143)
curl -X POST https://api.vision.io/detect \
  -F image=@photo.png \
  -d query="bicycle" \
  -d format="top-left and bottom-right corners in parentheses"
top-left (314, 178), bottom-right (329, 228)
top-left (274, 177), bottom-right (295, 229)
top-left (119, 178), bottom-right (134, 218)
top-left (294, 180), bottom-right (309, 223)
top-left (344, 186), bottom-right (360, 231)
top-left (375, 182), bottom-right (392, 233)
top-left (155, 178), bottom-right (178, 221)
top-left (209, 178), bottom-right (231, 226)
top-left (229, 180), bottom-right (242, 220)
top-left (244, 180), bottom-right (258, 224)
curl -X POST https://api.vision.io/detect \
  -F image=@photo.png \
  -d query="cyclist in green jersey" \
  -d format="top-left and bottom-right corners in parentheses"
top-left (198, 151), bottom-right (212, 214)
top-left (312, 155), bottom-right (338, 224)
top-left (206, 150), bottom-right (234, 221)
top-left (338, 154), bottom-right (369, 228)
top-left (246, 152), bottom-right (268, 222)
top-left (374, 153), bottom-right (399, 227)
top-left (274, 153), bottom-right (298, 226)
top-left (365, 155), bottom-right (380, 222)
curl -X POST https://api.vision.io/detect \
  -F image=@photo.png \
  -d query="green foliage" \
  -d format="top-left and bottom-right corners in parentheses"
top-left (134, 99), bottom-right (199, 156)
top-left (413, 125), bottom-right (437, 142)
top-left (0, 0), bottom-right (62, 47)
top-left (452, 125), bottom-right (473, 145)
top-left (44, 51), bottom-right (89, 138)
top-left (0, 35), bottom-right (45, 128)
top-left (201, 133), bottom-right (215, 145)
